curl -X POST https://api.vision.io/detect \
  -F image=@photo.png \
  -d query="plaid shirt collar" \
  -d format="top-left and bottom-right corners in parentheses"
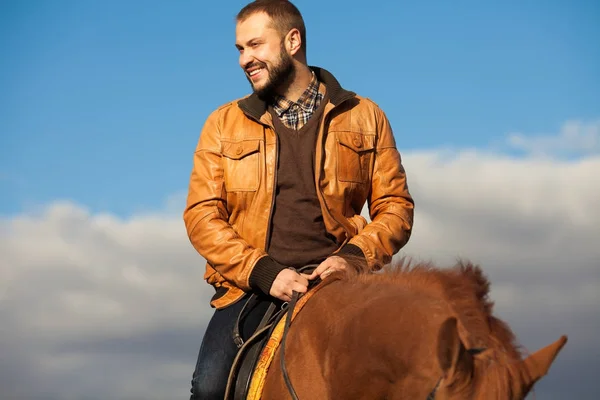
top-left (271, 71), bottom-right (325, 130)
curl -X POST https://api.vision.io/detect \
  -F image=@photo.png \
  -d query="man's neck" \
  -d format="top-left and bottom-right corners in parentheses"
top-left (275, 64), bottom-right (313, 102)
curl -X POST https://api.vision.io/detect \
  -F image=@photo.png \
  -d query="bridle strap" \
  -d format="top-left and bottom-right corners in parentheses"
top-left (426, 377), bottom-right (442, 400)
top-left (232, 294), bottom-right (260, 348)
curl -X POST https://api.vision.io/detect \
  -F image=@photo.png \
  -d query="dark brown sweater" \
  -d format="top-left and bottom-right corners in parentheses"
top-left (249, 92), bottom-right (366, 296)
top-left (249, 93), bottom-right (338, 294)
top-left (267, 97), bottom-right (339, 263)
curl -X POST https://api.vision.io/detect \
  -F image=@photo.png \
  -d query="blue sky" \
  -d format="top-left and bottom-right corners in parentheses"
top-left (1, 0), bottom-right (599, 217)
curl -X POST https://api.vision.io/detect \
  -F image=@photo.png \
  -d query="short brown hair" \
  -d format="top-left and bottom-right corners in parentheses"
top-left (237, 0), bottom-right (307, 54)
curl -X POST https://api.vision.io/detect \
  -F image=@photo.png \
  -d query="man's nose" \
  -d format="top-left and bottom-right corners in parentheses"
top-left (239, 51), bottom-right (254, 70)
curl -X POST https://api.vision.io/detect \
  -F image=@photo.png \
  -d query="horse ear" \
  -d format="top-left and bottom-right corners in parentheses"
top-left (437, 317), bottom-right (473, 381)
top-left (522, 335), bottom-right (568, 387)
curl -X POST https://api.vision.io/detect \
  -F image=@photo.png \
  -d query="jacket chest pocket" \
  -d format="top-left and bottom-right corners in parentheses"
top-left (221, 139), bottom-right (261, 191)
top-left (335, 131), bottom-right (376, 183)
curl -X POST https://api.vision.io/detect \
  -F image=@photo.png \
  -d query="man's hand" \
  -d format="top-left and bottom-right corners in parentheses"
top-left (269, 268), bottom-right (309, 302)
top-left (306, 256), bottom-right (350, 280)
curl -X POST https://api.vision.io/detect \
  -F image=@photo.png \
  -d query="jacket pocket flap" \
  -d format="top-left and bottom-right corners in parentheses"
top-left (336, 131), bottom-right (375, 153)
top-left (222, 139), bottom-right (261, 160)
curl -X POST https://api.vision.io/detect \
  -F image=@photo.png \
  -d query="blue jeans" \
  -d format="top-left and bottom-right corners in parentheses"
top-left (190, 293), bottom-right (274, 400)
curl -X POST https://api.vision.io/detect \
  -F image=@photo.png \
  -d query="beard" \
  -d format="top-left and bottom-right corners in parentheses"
top-left (246, 45), bottom-right (295, 100)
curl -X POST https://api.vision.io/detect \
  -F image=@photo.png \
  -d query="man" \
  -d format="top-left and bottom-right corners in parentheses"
top-left (183, 1), bottom-right (414, 398)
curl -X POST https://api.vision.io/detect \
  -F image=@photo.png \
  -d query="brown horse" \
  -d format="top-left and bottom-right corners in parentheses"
top-left (260, 259), bottom-right (567, 399)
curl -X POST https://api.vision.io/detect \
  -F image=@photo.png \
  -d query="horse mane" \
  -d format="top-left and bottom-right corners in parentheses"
top-left (334, 256), bottom-right (524, 360)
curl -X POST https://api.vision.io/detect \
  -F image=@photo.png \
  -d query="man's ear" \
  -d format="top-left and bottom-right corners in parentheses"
top-left (285, 28), bottom-right (302, 56)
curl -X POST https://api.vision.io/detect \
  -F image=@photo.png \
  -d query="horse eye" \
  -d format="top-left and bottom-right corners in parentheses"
top-left (467, 347), bottom-right (486, 356)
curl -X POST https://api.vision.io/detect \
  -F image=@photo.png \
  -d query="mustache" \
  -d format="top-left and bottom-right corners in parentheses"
top-left (245, 62), bottom-right (267, 71)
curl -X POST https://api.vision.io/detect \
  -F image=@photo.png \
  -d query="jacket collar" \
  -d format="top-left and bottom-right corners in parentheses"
top-left (237, 66), bottom-right (356, 122)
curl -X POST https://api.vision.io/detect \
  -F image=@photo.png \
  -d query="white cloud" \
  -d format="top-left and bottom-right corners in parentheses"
top-left (0, 202), bottom-right (214, 399)
top-left (505, 119), bottom-right (600, 158)
top-left (2, 123), bottom-right (599, 399)
top-left (400, 150), bottom-right (600, 262)
top-left (2, 202), bottom-right (210, 337)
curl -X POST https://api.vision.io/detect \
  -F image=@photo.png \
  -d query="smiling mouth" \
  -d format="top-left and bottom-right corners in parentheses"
top-left (247, 66), bottom-right (266, 80)
top-left (248, 68), bottom-right (263, 76)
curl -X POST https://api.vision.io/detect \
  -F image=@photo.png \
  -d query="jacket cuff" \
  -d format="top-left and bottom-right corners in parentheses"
top-left (336, 243), bottom-right (368, 270)
top-left (337, 243), bottom-right (365, 258)
top-left (249, 256), bottom-right (288, 296)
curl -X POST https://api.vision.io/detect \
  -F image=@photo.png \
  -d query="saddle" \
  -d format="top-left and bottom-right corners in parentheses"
top-left (224, 265), bottom-right (321, 400)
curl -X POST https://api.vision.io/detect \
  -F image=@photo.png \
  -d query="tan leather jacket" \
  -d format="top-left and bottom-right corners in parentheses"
top-left (183, 67), bottom-right (414, 309)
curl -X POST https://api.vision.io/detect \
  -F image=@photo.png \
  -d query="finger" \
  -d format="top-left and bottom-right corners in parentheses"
top-left (275, 289), bottom-right (290, 302)
top-left (291, 282), bottom-right (308, 294)
top-left (312, 268), bottom-right (331, 279)
top-left (280, 294), bottom-right (291, 302)
top-left (309, 261), bottom-right (331, 279)
top-left (299, 272), bottom-right (313, 281)
top-left (296, 273), bottom-right (309, 287)
top-left (317, 264), bottom-right (337, 278)
top-left (321, 268), bottom-right (334, 279)
top-left (327, 256), bottom-right (348, 270)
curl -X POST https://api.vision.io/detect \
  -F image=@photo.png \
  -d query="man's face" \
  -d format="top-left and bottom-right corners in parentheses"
top-left (235, 12), bottom-right (295, 99)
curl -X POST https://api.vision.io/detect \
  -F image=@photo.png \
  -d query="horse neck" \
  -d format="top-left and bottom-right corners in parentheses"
top-left (324, 281), bottom-right (450, 390)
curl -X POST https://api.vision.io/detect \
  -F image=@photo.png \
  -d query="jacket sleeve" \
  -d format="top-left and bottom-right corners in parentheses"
top-left (182, 109), bottom-right (276, 292)
top-left (344, 105), bottom-right (415, 270)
